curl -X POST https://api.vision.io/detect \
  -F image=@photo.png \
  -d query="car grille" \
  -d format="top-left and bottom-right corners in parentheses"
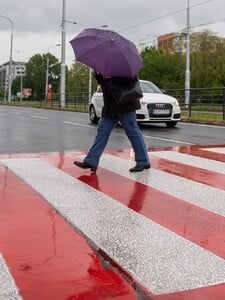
top-left (147, 103), bottom-right (172, 118)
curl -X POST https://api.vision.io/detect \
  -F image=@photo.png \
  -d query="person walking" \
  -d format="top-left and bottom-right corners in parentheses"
top-left (74, 72), bottom-right (150, 173)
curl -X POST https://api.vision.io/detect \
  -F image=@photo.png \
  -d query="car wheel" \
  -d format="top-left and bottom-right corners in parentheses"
top-left (165, 121), bottom-right (177, 127)
top-left (89, 105), bottom-right (99, 124)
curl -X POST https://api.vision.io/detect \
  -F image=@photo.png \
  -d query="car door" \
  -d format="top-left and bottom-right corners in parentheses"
top-left (93, 86), bottom-right (104, 116)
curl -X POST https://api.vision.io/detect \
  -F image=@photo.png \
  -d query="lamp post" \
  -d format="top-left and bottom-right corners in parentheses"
top-left (59, 0), bottom-right (77, 108)
top-left (185, 0), bottom-right (190, 107)
top-left (45, 44), bottom-right (61, 102)
top-left (60, 0), bottom-right (107, 107)
top-left (60, 0), bottom-right (66, 108)
top-left (0, 14), bottom-right (13, 102)
top-left (20, 71), bottom-right (23, 102)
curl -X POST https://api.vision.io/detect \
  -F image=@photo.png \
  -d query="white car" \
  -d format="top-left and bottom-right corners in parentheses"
top-left (89, 79), bottom-right (181, 127)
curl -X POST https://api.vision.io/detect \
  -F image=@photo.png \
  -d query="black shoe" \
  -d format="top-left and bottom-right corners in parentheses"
top-left (74, 161), bottom-right (97, 172)
top-left (129, 164), bottom-right (150, 172)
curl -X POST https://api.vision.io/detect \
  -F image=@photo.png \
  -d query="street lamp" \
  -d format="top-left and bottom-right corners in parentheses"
top-left (60, 0), bottom-right (107, 107)
top-left (185, 0), bottom-right (190, 107)
top-left (45, 44), bottom-right (61, 102)
top-left (0, 14), bottom-right (13, 102)
top-left (60, 0), bottom-right (78, 108)
top-left (60, 0), bottom-right (66, 108)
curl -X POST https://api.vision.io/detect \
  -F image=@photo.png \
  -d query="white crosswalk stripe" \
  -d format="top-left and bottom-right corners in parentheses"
top-left (151, 150), bottom-right (225, 173)
top-left (1, 151), bottom-right (225, 295)
top-left (0, 254), bottom-right (22, 300)
top-left (83, 153), bottom-right (225, 217)
top-left (1, 146), bottom-right (225, 297)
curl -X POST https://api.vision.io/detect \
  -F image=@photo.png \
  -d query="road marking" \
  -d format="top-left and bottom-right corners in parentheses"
top-left (29, 115), bottom-right (48, 120)
top-left (62, 120), bottom-right (95, 128)
top-left (1, 145), bottom-right (225, 298)
top-left (143, 134), bottom-right (195, 144)
top-left (1, 157), bottom-right (225, 295)
top-left (96, 153), bottom-right (225, 217)
top-left (0, 254), bottom-right (22, 299)
top-left (151, 150), bottom-right (225, 174)
top-left (8, 111), bottom-right (21, 115)
top-left (63, 120), bottom-right (195, 145)
top-left (202, 147), bottom-right (225, 154)
top-left (0, 166), bottom-right (135, 300)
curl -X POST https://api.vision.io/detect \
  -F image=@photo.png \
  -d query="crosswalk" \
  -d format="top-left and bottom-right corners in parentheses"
top-left (0, 144), bottom-right (225, 299)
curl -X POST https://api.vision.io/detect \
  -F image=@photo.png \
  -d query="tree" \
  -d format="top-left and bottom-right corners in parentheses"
top-left (139, 30), bottom-right (225, 89)
top-left (11, 76), bottom-right (21, 96)
top-left (23, 53), bottom-right (60, 100)
top-left (0, 89), bottom-right (5, 100)
top-left (67, 62), bottom-right (97, 95)
top-left (191, 30), bottom-right (225, 87)
top-left (139, 46), bottom-right (185, 89)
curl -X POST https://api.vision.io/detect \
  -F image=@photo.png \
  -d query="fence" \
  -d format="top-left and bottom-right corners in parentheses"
top-left (1, 87), bottom-right (225, 121)
top-left (40, 92), bottom-right (89, 111)
top-left (165, 87), bottom-right (225, 120)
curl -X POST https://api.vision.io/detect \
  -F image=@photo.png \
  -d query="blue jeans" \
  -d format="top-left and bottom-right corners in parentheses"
top-left (84, 111), bottom-right (150, 168)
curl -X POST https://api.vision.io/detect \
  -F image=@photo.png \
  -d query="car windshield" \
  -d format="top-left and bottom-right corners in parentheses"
top-left (140, 81), bottom-right (162, 94)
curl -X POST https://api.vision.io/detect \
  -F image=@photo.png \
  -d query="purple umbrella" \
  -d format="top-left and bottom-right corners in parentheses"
top-left (69, 28), bottom-right (143, 78)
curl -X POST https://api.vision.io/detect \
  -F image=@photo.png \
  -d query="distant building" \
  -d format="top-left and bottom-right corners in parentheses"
top-left (157, 32), bottom-right (187, 53)
top-left (0, 61), bottom-right (26, 92)
top-left (157, 32), bottom-right (208, 53)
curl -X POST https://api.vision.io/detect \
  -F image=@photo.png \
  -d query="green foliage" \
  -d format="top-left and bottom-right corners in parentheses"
top-left (11, 76), bottom-right (21, 96)
top-left (23, 53), bottom-right (60, 99)
top-left (139, 29), bottom-right (225, 89)
top-left (67, 62), bottom-right (97, 94)
top-left (190, 30), bottom-right (225, 87)
top-left (0, 89), bottom-right (5, 99)
top-left (15, 29), bottom-right (225, 100)
top-left (139, 47), bottom-right (185, 89)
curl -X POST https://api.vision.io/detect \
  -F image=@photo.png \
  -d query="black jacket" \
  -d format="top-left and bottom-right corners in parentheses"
top-left (94, 73), bottom-right (141, 118)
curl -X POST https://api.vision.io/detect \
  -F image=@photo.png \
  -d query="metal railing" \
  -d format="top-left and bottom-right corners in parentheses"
top-left (165, 87), bottom-right (225, 120)
top-left (40, 92), bottom-right (89, 111)
top-left (1, 88), bottom-right (225, 121)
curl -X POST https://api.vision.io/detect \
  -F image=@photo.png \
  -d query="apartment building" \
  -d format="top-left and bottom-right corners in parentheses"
top-left (0, 61), bottom-right (26, 91)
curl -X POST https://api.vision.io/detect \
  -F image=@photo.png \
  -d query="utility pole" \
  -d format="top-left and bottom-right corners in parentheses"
top-left (0, 14), bottom-right (13, 102)
top-left (60, 0), bottom-right (66, 108)
top-left (185, 0), bottom-right (190, 107)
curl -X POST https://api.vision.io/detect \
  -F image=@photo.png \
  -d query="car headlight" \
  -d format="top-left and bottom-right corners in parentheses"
top-left (172, 99), bottom-right (180, 106)
top-left (140, 101), bottom-right (147, 106)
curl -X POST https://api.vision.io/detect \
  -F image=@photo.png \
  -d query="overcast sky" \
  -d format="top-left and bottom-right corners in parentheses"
top-left (1, 0), bottom-right (225, 66)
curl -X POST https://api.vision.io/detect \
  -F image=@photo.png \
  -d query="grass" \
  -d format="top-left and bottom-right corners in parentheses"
top-left (181, 112), bottom-right (225, 124)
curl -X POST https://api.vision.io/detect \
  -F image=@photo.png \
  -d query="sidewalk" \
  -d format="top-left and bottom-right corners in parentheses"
top-left (0, 144), bottom-right (225, 299)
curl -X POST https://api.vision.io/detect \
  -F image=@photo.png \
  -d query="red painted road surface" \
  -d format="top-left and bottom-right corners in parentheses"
top-left (0, 144), bottom-right (225, 299)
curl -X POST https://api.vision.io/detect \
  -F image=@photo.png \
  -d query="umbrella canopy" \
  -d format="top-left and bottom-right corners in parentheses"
top-left (69, 28), bottom-right (143, 78)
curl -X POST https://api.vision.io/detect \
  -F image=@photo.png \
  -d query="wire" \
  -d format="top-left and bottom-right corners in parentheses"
top-left (119, 0), bottom-right (214, 33)
top-left (191, 17), bottom-right (225, 29)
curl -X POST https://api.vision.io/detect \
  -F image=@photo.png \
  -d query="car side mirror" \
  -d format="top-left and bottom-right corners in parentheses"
top-left (161, 89), bottom-right (167, 94)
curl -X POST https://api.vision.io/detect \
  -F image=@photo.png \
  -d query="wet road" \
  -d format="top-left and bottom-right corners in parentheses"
top-left (1, 105), bottom-right (225, 299)
top-left (0, 105), bottom-right (224, 154)
top-left (1, 145), bottom-right (225, 299)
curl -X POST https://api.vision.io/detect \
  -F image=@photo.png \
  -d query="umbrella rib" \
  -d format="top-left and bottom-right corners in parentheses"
top-left (70, 28), bottom-right (143, 77)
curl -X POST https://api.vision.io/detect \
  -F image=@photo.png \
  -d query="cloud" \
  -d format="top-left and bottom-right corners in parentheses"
top-left (1, 0), bottom-right (225, 65)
